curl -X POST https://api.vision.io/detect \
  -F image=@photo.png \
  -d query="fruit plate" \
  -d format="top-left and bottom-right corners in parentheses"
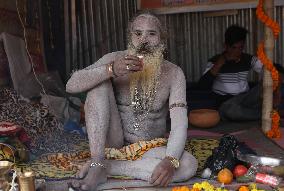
top-left (237, 154), bottom-right (284, 167)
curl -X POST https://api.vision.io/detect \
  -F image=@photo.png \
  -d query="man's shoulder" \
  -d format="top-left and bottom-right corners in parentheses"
top-left (163, 60), bottom-right (183, 71)
top-left (241, 53), bottom-right (255, 65)
top-left (162, 60), bottom-right (185, 77)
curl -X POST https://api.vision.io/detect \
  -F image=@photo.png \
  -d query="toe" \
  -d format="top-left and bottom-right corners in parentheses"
top-left (68, 182), bottom-right (81, 191)
top-left (76, 161), bottom-right (91, 179)
top-left (70, 179), bottom-right (81, 188)
top-left (76, 171), bottom-right (85, 179)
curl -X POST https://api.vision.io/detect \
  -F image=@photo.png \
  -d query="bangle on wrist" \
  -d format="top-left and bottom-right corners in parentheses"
top-left (165, 156), bottom-right (180, 169)
top-left (107, 62), bottom-right (117, 78)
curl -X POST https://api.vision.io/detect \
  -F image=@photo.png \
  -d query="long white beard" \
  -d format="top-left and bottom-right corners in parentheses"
top-left (127, 45), bottom-right (164, 113)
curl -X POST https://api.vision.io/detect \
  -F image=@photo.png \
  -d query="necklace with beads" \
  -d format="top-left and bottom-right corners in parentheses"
top-left (131, 79), bottom-right (159, 131)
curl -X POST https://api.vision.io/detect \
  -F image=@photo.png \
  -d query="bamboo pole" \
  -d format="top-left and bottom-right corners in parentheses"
top-left (261, 0), bottom-right (274, 133)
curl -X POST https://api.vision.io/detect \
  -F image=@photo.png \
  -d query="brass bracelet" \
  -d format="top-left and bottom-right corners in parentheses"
top-left (107, 62), bottom-right (114, 78)
top-left (165, 156), bottom-right (180, 169)
top-left (107, 62), bottom-right (118, 78)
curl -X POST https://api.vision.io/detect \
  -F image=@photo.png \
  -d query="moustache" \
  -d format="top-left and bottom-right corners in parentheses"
top-left (136, 43), bottom-right (154, 54)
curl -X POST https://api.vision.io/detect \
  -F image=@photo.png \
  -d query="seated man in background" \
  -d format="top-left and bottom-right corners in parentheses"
top-left (66, 12), bottom-right (197, 191)
top-left (198, 25), bottom-right (263, 121)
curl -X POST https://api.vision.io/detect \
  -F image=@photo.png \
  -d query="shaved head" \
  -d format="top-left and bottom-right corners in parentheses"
top-left (127, 13), bottom-right (167, 55)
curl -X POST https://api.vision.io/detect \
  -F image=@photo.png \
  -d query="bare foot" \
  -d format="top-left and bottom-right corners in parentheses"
top-left (75, 160), bottom-right (92, 179)
top-left (70, 164), bottom-right (107, 191)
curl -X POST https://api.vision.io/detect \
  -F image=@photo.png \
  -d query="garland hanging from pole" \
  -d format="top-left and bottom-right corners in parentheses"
top-left (256, 0), bottom-right (281, 138)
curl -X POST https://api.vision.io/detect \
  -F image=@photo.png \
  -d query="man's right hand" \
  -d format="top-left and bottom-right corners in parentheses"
top-left (150, 158), bottom-right (175, 187)
top-left (210, 54), bottom-right (226, 76)
top-left (113, 55), bottom-right (143, 77)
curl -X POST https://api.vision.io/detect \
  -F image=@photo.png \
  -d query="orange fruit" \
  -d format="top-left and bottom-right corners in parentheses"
top-left (217, 168), bottom-right (233, 184)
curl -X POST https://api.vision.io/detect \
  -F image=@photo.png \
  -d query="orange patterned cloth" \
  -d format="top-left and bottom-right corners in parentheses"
top-left (105, 138), bottom-right (167, 160)
top-left (39, 138), bottom-right (167, 172)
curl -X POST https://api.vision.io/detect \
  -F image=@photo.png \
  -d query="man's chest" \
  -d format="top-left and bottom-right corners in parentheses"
top-left (113, 74), bottom-right (171, 110)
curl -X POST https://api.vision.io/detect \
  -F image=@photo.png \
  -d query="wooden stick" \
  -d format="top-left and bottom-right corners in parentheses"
top-left (261, 0), bottom-right (274, 133)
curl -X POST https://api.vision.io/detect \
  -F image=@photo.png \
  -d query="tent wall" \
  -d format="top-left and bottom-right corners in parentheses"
top-left (63, 0), bottom-right (137, 81)
top-left (0, 1), bottom-right (22, 36)
top-left (64, 0), bottom-right (284, 82)
top-left (41, 0), bottom-right (65, 80)
top-left (0, 0), bottom-right (46, 74)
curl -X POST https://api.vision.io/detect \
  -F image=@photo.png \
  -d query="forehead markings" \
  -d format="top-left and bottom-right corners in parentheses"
top-left (132, 22), bottom-right (159, 33)
top-left (133, 29), bottom-right (158, 33)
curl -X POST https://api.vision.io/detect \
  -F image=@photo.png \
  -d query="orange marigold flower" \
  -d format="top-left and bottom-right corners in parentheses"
top-left (172, 186), bottom-right (190, 191)
top-left (256, 0), bottom-right (280, 38)
top-left (266, 110), bottom-right (282, 138)
top-left (239, 185), bottom-right (250, 191)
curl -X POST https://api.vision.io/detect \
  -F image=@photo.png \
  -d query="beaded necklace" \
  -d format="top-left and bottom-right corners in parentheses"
top-left (131, 75), bottom-right (160, 131)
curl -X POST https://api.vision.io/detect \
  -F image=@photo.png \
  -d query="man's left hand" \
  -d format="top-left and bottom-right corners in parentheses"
top-left (150, 158), bottom-right (175, 187)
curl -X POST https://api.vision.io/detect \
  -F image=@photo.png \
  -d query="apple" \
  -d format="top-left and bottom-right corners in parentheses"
top-left (233, 164), bottom-right (248, 178)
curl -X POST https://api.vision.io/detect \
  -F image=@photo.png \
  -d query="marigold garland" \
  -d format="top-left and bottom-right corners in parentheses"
top-left (256, 0), bottom-right (282, 139)
top-left (257, 42), bottom-right (279, 91)
top-left (266, 109), bottom-right (281, 138)
top-left (171, 182), bottom-right (265, 191)
top-left (256, 0), bottom-right (280, 38)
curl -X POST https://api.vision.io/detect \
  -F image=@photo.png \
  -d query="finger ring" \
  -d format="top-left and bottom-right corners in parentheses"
top-left (126, 65), bottom-right (130, 70)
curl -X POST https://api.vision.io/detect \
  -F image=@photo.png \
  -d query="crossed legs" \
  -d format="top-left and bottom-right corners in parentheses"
top-left (109, 147), bottom-right (198, 182)
top-left (74, 148), bottom-right (198, 190)
top-left (70, 80), bottom-right (198, 191)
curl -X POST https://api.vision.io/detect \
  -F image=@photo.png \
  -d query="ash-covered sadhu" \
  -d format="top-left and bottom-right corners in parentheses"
top-left (66, 12), bottom-right (197, 191)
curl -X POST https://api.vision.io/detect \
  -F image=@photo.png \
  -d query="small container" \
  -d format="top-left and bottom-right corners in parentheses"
top-left (258, 165), bottom-right (284, 177)
top-left (137, 55), bottom-right (144, 67)
top-left (246, 166), bottom-right (282, 187)
top-left (255, 172), bottom-right (282, 187)
top-left (18, 171), bottom-right (36, 191)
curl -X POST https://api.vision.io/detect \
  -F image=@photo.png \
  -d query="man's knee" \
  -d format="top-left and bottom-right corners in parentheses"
top-left (181, 152), bottom-right (198, 178)
top-left (85, 81), bottom-right (113, 108)
top-left (219, 101), bottom-right (238, 120)
top-left (86, 80), bottom-right (112, 98)
top-left (174, 152), bottom-right (198, 182)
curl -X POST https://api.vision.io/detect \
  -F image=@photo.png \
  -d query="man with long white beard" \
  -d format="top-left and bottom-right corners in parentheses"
top-left (66, 13), bottom-right (197, 191)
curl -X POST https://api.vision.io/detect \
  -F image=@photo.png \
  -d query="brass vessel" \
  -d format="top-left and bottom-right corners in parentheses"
top-left (18, 171), bottom-right (36, 191)
top-left (0, 160), bottom-right (14, 191)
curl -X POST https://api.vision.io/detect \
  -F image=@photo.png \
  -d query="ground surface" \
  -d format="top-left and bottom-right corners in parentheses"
top-left (43, 120), bottom-right (283, 191)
